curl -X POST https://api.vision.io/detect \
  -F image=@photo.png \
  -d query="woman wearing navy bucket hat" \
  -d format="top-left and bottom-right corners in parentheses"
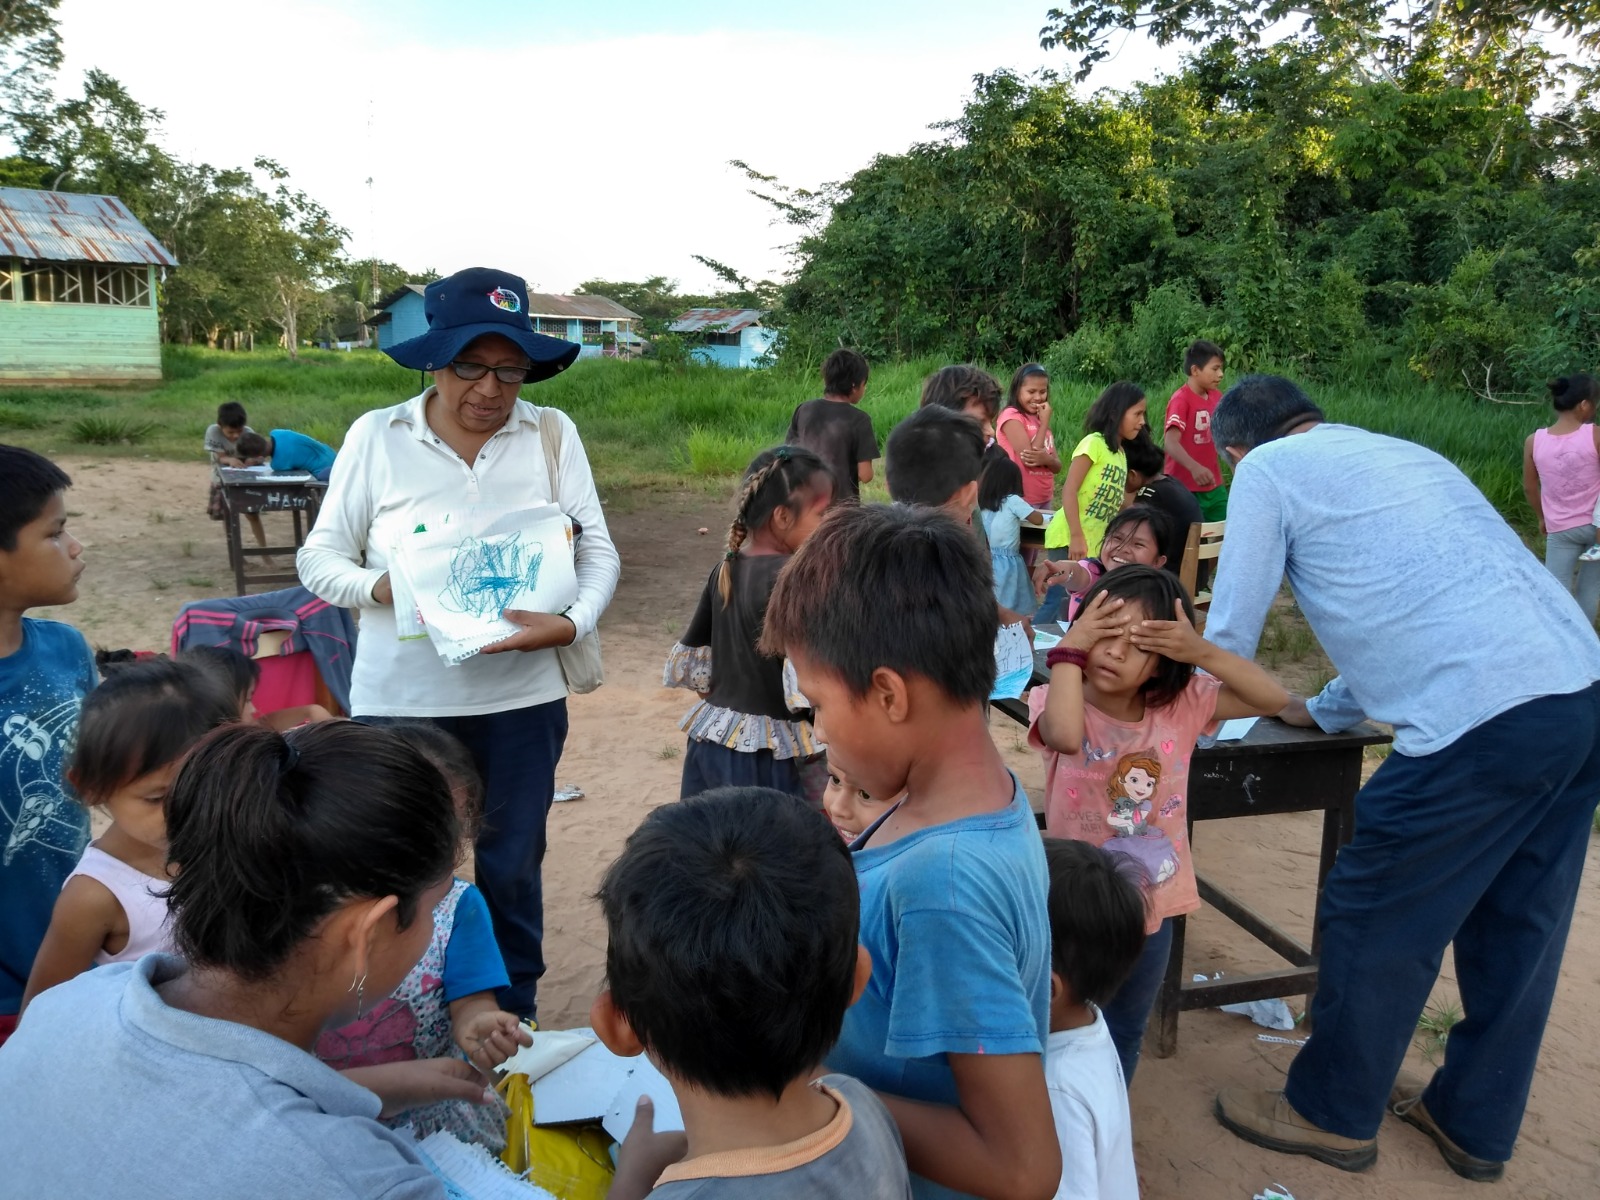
top-left (298, 267), bottom-right (620, 1022)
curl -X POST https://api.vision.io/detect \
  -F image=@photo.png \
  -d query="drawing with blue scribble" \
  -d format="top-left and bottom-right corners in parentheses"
top-left (439, 533), bottom-right (544, 618)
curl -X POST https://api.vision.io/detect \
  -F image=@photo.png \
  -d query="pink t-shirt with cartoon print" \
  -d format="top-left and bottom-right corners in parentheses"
top-left (1028, 674), bottom-right (1221, 933)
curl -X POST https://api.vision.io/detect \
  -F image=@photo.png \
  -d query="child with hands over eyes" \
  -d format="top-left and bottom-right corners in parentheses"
top-left (1028, 567), bottom-right (1286, 1081)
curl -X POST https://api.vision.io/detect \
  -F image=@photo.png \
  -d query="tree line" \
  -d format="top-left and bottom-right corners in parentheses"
top-left (763, 0), bottom-right (1599, 396)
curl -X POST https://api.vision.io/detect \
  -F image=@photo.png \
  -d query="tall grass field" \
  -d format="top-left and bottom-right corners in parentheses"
top-left (0, 346), bottom-right (1547, 532)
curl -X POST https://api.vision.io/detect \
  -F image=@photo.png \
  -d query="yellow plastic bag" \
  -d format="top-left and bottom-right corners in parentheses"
top-left (499, 1071), bottom-right (615, 1200)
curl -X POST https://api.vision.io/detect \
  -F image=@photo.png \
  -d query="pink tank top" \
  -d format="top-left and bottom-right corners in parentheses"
top-left (1532, 426), bottom-right (1600, 533)
top-left (64, 844), bottom-right (174, 965)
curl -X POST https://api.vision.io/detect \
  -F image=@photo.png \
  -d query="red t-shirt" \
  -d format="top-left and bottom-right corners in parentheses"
top-left (1163, 384), bottom-right (1222, 493)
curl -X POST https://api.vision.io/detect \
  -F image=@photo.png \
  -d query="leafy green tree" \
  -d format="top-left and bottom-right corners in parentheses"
top-left (0, 0), bottom-right (61, 134)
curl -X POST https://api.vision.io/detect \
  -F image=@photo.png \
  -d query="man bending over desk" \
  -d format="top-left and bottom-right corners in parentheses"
top-left (1201, 374), bottom-right (1600, 1184)
top-left (236, 430), bottom-right (337, 482)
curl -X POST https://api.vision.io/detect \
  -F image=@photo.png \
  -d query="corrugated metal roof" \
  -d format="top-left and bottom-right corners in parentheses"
top-left (668, 307), bottom-right (768, 333)
top-left (373, 284), bottom-right (640, 323)
top-left (0, 188), bottom-right (177, 266)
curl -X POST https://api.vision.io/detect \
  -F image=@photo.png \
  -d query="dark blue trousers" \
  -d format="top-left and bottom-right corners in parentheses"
top-left (679, 738), bottom-right (804, 801)
top-left (1285, 683), bottom-right (1600, 1160)
top-left (1101, 917), bottom-right (1173, 1084)
top-left (364, 700), bottom-right (568, 1021)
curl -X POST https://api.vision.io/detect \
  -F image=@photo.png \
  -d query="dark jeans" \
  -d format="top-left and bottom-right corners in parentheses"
top-left (680, 738), bottom-right (803, 800)
top-left (1101, 917), bottom-right (1173, 1084)
top-left (1284, 683), bottom-right (1600, 1160)
top-left (1034, 548), bottom-right (1074, 625)
top-left (358, 699), bottom-right (568, 1020)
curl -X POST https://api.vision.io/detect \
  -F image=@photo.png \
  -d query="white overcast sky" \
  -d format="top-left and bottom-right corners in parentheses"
top-left (48, 0), bottom-right (1180, 293)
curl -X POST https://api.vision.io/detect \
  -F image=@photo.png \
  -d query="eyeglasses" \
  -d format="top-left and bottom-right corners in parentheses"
top-left (449, 360), bottom-right (534, 384)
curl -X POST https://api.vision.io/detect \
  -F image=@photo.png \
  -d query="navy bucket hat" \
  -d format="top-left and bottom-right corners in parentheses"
top-left (384, 267), bottom-right (581, 382)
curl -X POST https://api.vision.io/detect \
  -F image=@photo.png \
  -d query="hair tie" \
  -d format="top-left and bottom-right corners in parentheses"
top-left (280, 741), bottom-right (301, 773)
top-left (724, 549), bottom-right (738, 561)
top-left (774, 446), bottom-right (792, 461)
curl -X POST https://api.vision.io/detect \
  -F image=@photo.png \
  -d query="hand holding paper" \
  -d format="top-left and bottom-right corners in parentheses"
top-left (480, 610), bottom-right (578, 655)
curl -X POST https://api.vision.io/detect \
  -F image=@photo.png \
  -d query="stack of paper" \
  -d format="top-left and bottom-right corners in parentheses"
top-left (499, 1027), bottom-right (684, 1142)
top-left (407, 1129), bottom-right (557, 1200)
top-left (388, 504), bottom-right (579, 665)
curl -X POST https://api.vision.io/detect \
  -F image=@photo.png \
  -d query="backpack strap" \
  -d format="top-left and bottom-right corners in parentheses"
top-left (538, 407), bottom-right (563, 502)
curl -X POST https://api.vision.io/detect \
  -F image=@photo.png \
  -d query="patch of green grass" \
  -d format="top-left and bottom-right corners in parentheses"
top-left (148, 577), bottom-right (170, 591)
top-left (180, 539), bottom-right (196, 557)
top-left (0, 403), bottom-right (50, 430)
top-left (656, 745), bottom-right (680, 761)
top-left (71, 414), bottom-right (156, 445)
top-left (147, 510), bottom-right (168, 525)
top-left (181, 576), bottom-right (215, 588)
top-left (0, 348), bottom-right (1549, 536)
top-left (1415, 999), bottom-right (1462, 1067)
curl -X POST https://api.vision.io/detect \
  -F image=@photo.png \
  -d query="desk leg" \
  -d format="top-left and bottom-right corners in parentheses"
top-left (1150, 913), bottom-right (1187, 1059)
top-left (1303, 791), bottom-right (1356, 1033)
top-left (228, 511), bottom-right (248, 596)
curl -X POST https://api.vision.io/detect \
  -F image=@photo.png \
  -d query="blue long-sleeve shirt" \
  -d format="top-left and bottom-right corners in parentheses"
top-left (1205, 423), bottom-right (1600, 756)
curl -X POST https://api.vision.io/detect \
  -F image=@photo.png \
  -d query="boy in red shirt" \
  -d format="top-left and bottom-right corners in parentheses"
top-left (1163, 340), bottom-right (1227, 522)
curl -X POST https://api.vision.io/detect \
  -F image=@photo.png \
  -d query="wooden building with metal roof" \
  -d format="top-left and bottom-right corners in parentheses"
top-left (0, 187), bottom-right (177, 384)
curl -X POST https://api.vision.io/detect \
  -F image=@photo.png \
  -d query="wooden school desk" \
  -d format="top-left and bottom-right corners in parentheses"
top-left (993, 650), bottom-right (1391, 1057)
top-left (216, 468), bottom-right (326, 596)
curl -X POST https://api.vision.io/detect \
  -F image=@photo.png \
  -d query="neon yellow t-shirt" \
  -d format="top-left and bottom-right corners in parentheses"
top-left (1045, 433), bottom-right (1127, 554)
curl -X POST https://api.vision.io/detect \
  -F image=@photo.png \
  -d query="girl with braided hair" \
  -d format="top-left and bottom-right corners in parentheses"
top-left (665, 446), bottom-right (834, 799)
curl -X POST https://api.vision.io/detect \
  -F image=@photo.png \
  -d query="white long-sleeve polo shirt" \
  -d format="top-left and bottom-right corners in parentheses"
top-left (297, 389), bottom-right (621, 717)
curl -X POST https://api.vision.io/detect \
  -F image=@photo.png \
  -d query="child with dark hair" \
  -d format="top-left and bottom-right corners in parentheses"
top-left (665, 446), bottom-right (834, 800)
top-left (204, 402), bottom-right (268, 554)
top-left (598, 788), bottom-right (910, 1199)
top-left (1036, 505), bottom-right (1174, 625)
top-left (21, 659), bottom-right (239, 1011)
top-left (761, 503), bottom-right (1061, 1200)
top-left (1045, 383), bottom-right (1147, 562)
top-left (316, 721), bottom-right (529, 1150)
top-left (885, 406), bottom-right (986, 515)
top-left (920, 364), bottom-right (1002, 443)
top-left (980, 455), bottom-right (1045, 613)
top-left (1123, 432), bottom-right (1200, 570)
top-left (822, 754), bottom-right (892, 842)
top-left (1041, 839), bottom-right (1146, 1200)
top-left (1029, 565), bottom-right (1286, 1082)
top-left (788, 348), bottom-right (877, 503)
top-left (0, 445), bottom-right (93, 1047)
top-left (998, 364), bottom-right (1061, 507)
top-left (1164, 340), bottom-right (1227, 521)
top-left (236, 429), bottom-right (338, 482)
top-left (179, 644), bottom-right (334, 731)
top-left (0, 719), bottom-right (490, 1196)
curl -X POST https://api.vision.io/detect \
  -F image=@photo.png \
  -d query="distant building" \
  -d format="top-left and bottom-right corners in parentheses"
top-left (668, 308), bottom-right (777, 368)
top-left (371, 285), bottom-right (643, 359)
top-left (0, 187), bottom-right (176, 384)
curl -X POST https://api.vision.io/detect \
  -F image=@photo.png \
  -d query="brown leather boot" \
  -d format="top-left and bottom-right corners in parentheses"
top-left (1214, 1087), bottom-right (1378, 1171)
top-left (1389, 1071), bottom-right (1506, 1183)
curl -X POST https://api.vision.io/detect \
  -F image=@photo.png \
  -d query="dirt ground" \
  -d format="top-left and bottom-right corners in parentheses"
top-left (40, 457), bottom-right (1600, 1199)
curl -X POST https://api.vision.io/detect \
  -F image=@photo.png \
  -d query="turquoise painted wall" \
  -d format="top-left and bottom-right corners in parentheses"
top-left (0, 264), bottom-right (161, 383)
top-left (376, 292), bottom-right (430, 350)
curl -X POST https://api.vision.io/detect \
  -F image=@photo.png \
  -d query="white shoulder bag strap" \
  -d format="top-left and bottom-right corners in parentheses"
top-left (538, 408), bottom-right (604, 694)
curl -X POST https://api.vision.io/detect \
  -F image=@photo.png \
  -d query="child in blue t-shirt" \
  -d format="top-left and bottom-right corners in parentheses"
top-left (762, 503), bottom-right (1060, 1200)
top-left (236, 428), bottom-right (337, 481)
top-left (315, 720), bottom-right (530, 1149)
top-left (0, 446), bottom-right (95, 1047)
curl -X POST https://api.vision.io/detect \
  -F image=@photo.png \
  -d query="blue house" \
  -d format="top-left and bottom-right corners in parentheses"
top-left (373, 284), bottom-right (642, 358)
top-left (669, 308), bottom-right (777, 368)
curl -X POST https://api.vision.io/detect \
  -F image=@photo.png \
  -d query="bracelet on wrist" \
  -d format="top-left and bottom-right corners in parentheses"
top-left (1046, 646), bottom-right (1089, 671)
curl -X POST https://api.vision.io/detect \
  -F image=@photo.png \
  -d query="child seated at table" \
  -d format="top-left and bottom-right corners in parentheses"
top-left (204, 401), bottom-right (267, 553)
top-left (597, 788), bottom-right (912, 1199)
top-left (1028, 566), bottom-right (1286, 1082)
top-left (762, 503), bottom-right (1061, 1199)
top-left (236, 429), bottom-right (338, 482)
top-left (1041, 838), bottom-right (1146, 1200)
top-left (1035, 505), bottom-right (1173, 625)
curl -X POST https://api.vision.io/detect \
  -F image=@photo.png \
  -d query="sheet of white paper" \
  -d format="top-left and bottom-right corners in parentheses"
top-left (395, 510), bottom-right (578, 664)
top-left (1032, 628), bottom-right (1062, 651)
top-left (602, 1056), bottom-right (684, 1143)
top-left (527, 1033), bottom-right (685, 1139)
top-left (494, 1027), bottom-right (595, 1082)
top-left (410, 1129), bottom-right (556, 1199)
top-left (990, 622), bottom-right (1034, 701)
top-left (529, 1033), bottom-right (638, 1126)
top-left (1215, 717), bottom-right (1259, 741)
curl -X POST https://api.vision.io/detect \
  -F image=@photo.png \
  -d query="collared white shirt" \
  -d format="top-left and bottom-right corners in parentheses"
top-left (297, 389), bottom-right (620, 716)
